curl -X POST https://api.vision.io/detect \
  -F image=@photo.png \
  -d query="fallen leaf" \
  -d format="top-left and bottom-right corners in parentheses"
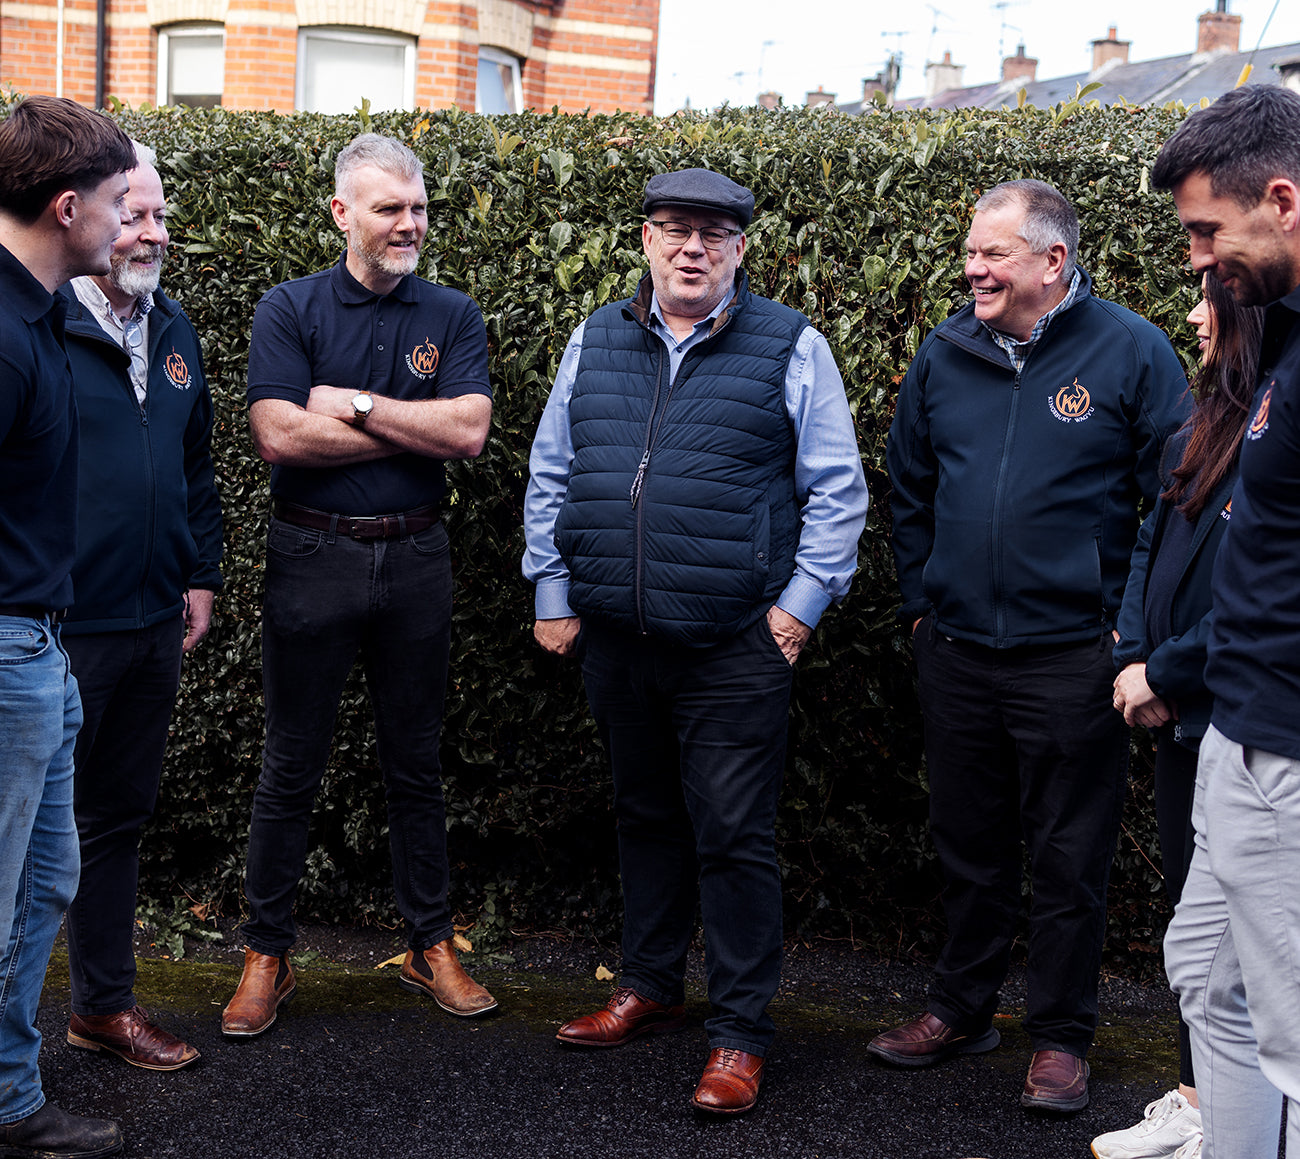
top-left (376, 953), bottom-right (406, 969)
top-left (453, 933), bottom-right (473, 953)
top-left (595, 965), bottom-right (615, 982)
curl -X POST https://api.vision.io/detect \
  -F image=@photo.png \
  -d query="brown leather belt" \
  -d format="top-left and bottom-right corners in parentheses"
top-left (271, 499), bottom-right (440, 541)
top-left (0, 605), bottom-right (67, 623)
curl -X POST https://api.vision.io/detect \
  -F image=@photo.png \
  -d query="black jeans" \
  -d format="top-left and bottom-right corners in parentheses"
top-left (581, 618), bottom-right (794, 1056)
top-left (242, 516), bottom-right (454, 955)
top-left (65, 619), bottom-right (184, 1015)
top-left (914, 619), bottom-right (1130, 1056)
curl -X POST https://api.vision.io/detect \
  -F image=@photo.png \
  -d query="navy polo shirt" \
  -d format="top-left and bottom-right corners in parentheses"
top-left (1206, 283), bottom-right (1300, 759)
top-left (0, 242), bottom-right (79, 609)
top-left (247, 253), bottom-right (492, 514)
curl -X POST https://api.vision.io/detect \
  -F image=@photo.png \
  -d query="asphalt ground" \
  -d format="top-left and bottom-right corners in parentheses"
top-left (35, 929), bottom-right (1183, 1159)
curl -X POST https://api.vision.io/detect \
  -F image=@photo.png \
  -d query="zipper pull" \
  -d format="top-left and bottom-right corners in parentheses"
top-left (629, 450), bottom-right (651, 507)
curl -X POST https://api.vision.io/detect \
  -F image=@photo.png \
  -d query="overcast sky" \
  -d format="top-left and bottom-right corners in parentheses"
top-left (653, 1), bottom-right (1300, 115)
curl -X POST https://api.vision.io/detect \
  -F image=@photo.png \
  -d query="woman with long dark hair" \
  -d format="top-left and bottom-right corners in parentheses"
top-left (1091, 273), bottom-right (1263, 1159)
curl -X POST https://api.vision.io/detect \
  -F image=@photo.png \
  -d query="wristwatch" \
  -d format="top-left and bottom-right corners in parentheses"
top-left (351, 391), bottom-right (373, 426)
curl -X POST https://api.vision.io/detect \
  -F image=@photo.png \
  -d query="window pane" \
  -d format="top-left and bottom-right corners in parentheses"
top-left (302, 35), bottom-right (408, 114)
top-left (477, 51), bottom-right (519, 114)
top-left (168, 33), bottom-right (223, 107)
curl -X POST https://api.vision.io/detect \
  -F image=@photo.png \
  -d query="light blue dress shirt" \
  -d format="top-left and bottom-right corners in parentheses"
top-left (523, 284), bottom-right (869, 632)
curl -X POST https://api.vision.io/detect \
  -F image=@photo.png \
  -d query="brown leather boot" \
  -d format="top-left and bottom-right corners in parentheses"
top-left (398, 939), bottom-right (497, 1017)
top-left (221, 947), bottom-right (295, 1037)
top-left (68, 1005), bottom-right (200, 1070)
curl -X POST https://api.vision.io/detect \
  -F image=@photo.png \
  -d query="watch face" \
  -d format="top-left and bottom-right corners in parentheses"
top-left (354, 394), bottom-right (373, 415)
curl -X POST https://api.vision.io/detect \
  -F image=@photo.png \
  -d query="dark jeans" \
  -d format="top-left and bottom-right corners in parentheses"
top-left (64, 619), bottom-right (184, 1015)
top-left (914, 619), bottom-right (1130, 1056)
top-left (580, 618), bottom-right (794, 1057)
top-left (242, 516), bottom-right (454, 956)
top-left (1154, 730), bottom-right (1199, 1088)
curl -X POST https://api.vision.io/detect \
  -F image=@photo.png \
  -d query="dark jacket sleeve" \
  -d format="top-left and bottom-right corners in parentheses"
top-left (886, 342), bottom-right (937, 625)
top-left (1145, 606), bottom-right (1216, 703)
top-left (182, 330), bottom-right (224, 591)
top-left (1113, 503), bottom-right (1157, 669)
top-left (1129, 332), bottom-right (1192, 505)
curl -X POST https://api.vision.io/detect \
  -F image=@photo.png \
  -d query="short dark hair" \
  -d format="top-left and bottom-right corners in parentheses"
top-left (0, 95), bottom-right (136, 224)
top-left (974, 178), bottom-right (1079, 281)
top-left (1152, 85), bottom-right (1300, 207)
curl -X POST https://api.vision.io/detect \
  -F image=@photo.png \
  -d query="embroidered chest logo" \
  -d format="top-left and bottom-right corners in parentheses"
top-left (163, 349), bottom-right (191, 391)
top-left (406, 338), bottom-right (440, 380)
top-left (1247, 386), bottom-right (1272, 441)
top-left (1048, 378), bottom-right (1094, 423)
top-left (1221, 497), bottom-right (1232, 522)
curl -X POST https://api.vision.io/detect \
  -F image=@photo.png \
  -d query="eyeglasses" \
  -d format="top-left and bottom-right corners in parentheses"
top-left (123, 317), bottom-right (144, 352)
top-left (648, 220), bottom-right (743, 250)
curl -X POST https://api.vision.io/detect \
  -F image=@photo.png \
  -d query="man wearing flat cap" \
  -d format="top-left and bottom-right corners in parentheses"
top-left (523, 167), bottom-right (868, 1113)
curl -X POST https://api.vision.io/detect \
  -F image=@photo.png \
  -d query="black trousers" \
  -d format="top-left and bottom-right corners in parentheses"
top-left (580, 619), bottom-right (793, 1056)
top-left (914, 618), bottom-right (1130, 1056)
top-left (64, 619), bottom-right (184, 1015)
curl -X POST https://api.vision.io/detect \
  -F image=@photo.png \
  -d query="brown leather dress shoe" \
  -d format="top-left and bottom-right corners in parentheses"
top-left (221, 947), bottom-right (296, 1037)
top-left (1021, 1048), bottom-right (1090, 1112)
top-left (68, 1005), bottom-right (199, 1071)
top-left (866, 1011), bottom-right (1000, 1067)
top-left (555, 987), bottom-right (686, 1047)
top-left (398, 939), bottom-right (497, 1017)
top-left (691, 1047), bottom-right (764, 1115)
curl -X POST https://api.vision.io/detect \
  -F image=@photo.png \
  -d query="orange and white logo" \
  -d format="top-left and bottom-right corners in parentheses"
top-left (163, 349), bottom-right (191, 391)
top-left (1049, 378), bottom-right (1094, 423)
top-left (405, 338), bottom-right (440, 380)
top-left (1247, 386), bottom-right (1272, 441)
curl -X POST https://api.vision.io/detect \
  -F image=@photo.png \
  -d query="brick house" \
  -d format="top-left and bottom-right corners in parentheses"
top-left (0, 0), bottom-right (659, 114)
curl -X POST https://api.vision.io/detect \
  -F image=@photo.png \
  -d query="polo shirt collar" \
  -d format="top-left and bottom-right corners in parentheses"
top-left (0, 241), bottom-right (58, 326)
top-left (330, 251), bottom-right (419, 305)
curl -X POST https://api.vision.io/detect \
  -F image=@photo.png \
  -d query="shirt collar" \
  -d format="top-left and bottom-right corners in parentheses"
top-left (0, 241), bottom-right (57, 326)
top-left (983, 267), bottom-right (1081, 350)
top-left (330, 251), bottom-right (419, 305)
top-left (71, 275), bottom-right (153, 330)
top-left (647, 282), bottom-right (736, 336)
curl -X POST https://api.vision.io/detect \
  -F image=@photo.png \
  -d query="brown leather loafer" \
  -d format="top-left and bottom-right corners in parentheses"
top-left (691, 1047), bottom-right (764, 1115)
top-left (866, 1011), bottom-right (1000, 1068)
top-left (555, 986), bottom-right (686, 1047)
top-left (221, 947), bottom-right (296, 1037)
top-left (398, 939), bottom-right (497, 1017)
top-left (68, 1005), bottom-right (199, 1071)
top-left (1021, 1048), bottom-right (1090, 1112)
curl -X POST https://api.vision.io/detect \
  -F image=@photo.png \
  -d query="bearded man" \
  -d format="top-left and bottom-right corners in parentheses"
top-left (58, 141), bottom-right (223, 1071)
top-left (221, 132), bottom-right (495, 1036)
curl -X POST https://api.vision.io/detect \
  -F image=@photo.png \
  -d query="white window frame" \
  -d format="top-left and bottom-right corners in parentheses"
top-left (476, 45), bottom-right (523, 114)
top-left (296, 26), bottom-right (416, 114)
top-left (156, 23), bottom-right (225, 108)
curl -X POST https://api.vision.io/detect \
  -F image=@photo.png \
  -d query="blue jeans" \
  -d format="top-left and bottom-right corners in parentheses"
top-left (580, 618), bottom-right (794, 1057)
top-left (242, 517), bottom-right (455, 955)
top-left (0, 616), bottom-right (82, 1124)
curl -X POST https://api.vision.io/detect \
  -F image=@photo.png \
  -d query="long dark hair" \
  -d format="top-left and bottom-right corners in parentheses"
top-left (1163, 273), bottom-right (1264, 520)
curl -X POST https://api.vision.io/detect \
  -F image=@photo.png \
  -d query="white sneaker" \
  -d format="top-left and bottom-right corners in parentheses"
top-left (1090, 1090), bottom-right (1203, 1158)
top-left (1172, 1136), bottom-right (1202, 1159)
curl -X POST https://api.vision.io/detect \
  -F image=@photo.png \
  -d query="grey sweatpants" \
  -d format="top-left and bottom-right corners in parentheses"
top-left (1166, 724), bottom-right (1300, 1158)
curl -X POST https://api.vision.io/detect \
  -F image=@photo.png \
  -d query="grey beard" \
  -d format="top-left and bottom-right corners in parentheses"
top-left (109, 249), bottom-right (164, 301)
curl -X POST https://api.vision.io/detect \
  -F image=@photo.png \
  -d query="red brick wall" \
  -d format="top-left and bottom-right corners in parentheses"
top-left (1, 0), bottom-right (659, 115)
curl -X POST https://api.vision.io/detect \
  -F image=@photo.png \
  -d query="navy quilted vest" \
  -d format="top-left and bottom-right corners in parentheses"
top-left (554, 272), bottom-right (806, 646)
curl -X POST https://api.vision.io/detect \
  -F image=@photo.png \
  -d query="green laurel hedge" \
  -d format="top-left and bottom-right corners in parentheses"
top-left (3, 91), bottom-right (1197, 974)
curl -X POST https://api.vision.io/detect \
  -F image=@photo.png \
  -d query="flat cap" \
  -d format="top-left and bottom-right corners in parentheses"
top-left (642, 168), bottom-right (754, 227)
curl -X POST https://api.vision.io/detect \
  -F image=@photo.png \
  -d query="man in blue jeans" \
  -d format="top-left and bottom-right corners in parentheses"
top-left (223, 132), bottom-right (495, 1036)
top-left (0, 96), bottom-right (135, 1159)
top-left (523, 168), bottom-right (868, 1115)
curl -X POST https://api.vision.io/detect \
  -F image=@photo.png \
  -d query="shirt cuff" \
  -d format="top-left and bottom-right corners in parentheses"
top-left (534, 579), bottom-right (575, 621)
top-left (775, 573), bottom-right (833, 630)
